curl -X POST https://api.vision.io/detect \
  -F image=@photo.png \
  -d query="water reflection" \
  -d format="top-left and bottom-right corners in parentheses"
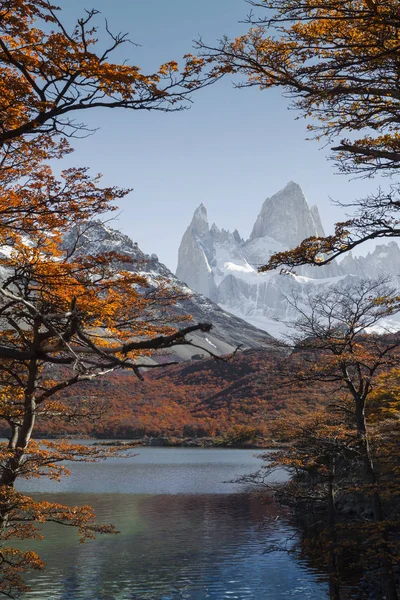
top-left (14, 448), bottom-right (327, 599)
top-left (21, 494), bottom-right (327, 599)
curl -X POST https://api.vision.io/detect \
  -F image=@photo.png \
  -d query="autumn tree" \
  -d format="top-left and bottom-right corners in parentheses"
top-left (199, 0), bottom-right (400, 267)
top-left (0, 0), bottom-right (217, 239)
top-left (0, 1), bottom-right (219, 596)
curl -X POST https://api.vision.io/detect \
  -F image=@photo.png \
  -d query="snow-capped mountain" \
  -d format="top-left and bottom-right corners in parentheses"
top-left (340, 242), bottom-right (400, 279)
top-left (176, 182), bottom-right (400, 337)
top-left (62, 222), bottom-right (275, 359)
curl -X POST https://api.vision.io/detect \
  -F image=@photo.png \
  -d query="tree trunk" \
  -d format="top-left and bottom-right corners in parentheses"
top-left (327, 456), bottom-right (340, 600)
top-left (0, 359), bottom-right (38, 487)
top-left (355, 398), bottom-right (398, 600)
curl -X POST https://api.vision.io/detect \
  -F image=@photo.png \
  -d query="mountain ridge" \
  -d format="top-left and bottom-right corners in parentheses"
top-left (176, 182), bottom-right (400, 336)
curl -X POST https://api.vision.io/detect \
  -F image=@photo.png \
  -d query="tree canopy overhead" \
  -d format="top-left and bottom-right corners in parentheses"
top-left (0, 0), bottom-right (215, 145)
top-left (198, 0), bottom-right (400, 268)
top-left (203, 0), bottom-right (400, 176)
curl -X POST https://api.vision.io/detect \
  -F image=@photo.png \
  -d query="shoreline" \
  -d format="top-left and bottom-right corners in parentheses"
top-left (92, 436), bottom-right (271, 450)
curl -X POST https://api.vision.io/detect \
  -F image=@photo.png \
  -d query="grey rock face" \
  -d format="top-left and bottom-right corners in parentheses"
top-left (250, 181), bottom-right (324, 247)
top-left (176, 205), bottom-right (218, 301)
top-left (310, 204), bottom-right (325, 237)
top-left (190, 203), bottom-right (209, 238)
top-left (340, 242), bottom-right (400, 279)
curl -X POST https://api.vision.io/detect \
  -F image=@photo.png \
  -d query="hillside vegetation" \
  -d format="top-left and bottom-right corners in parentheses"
top-left (6, 348), bottom-right (323, 443)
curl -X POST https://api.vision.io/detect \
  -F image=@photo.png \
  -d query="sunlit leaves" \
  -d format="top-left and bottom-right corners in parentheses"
top-left (0, 0), bottom-right (216, 146)
top-left (0, 1), bottom-right (216, 596)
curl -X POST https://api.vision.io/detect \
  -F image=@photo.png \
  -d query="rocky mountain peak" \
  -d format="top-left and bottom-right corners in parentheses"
top-left (340, 240), bottom-right (400, 278)
top-left (286, 180), bottom-right (301, 191)
top-left (250, 181), bottom-right (325, 248)
top-left (62, 221), bottom-right (141, 258)
top-left (62, 221), bottom-right (174, 278)
top-left (233, 229), bottom-right (243, 245)
top-left (176, 205), bottom-right (217, 301)
top-left (190, 203), bottom-right (209, 238)
top-left (210, 223), bottom-right (220, 234)
top-left (310, 205), bottom-right (325, 237)
top-left (60, 220), bottom-right (273, 354)
top-left (175, 182), bottom-right (332, 304)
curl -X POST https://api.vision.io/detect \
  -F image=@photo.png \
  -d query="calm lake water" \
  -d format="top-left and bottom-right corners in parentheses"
top-left (16, 447), bottom-right (328, 600)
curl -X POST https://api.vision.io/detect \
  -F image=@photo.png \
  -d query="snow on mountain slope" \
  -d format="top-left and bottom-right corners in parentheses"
top-left (62, 222), bottom-right (275, 359)
top-left (176, 182), bottom-right (400, 336)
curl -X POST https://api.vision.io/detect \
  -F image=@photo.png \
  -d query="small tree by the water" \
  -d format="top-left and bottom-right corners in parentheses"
top-left (249, 279), bottom-right (400, 599)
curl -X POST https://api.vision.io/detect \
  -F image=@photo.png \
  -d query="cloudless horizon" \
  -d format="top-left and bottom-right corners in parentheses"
top-left (60, 0), bottom-right (391, 272)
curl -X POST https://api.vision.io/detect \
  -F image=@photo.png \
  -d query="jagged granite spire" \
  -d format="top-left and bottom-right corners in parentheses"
top-left (310, 204), bottom-right (325, 237)
top-left (250, 181), bottom-right (325, 247)
top-left (340, 242), bottom-right (400, 278)
top-left (190, 203), bottom-right (209, 238)
top-left (176, 204), bottom-right (218, 301)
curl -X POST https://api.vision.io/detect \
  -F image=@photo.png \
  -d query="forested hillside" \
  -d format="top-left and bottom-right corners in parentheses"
top-left (7, 348), bottom-right (325, 442)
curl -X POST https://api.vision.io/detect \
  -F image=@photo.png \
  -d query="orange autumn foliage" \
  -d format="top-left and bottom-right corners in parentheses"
top-left (17, 348), bottom-right (321, 440)
top-left (198, 1), bottom-right (400, 268)
top-left (0, 1), bottom-right (216, 596)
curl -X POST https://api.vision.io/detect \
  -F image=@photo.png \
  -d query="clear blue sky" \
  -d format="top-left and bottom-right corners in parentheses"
top-left (60, 0), bottom-right (387, 271)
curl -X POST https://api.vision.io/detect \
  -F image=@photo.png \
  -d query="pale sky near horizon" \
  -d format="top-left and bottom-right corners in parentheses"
top-left (59, 0), bottom-right (390, 272)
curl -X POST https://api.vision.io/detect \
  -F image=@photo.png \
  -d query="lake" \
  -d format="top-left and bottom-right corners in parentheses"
top-left (16, 447), bottom-right (328, 599)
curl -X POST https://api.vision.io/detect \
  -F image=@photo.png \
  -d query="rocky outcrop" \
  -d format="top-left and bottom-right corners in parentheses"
top-left (340, 242), bottom-right (400, 279)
